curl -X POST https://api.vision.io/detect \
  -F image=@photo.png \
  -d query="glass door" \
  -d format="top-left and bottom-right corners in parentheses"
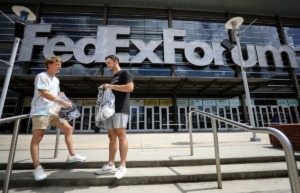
top-left (72, 106), bottom-right (82, 132)
top-left (204, 107), bottom-right (212, 129)
top-left (189, 106), bottom-right (199, 130)
top-left (230, 107), bottom-right (240, 130)
top-left (217, 106), bottom-right (227, 130)
top-left (160, 106), bottom-right (169, 130)
top-left (154, 106), bottom-right (160, 130)
top-left (81, 106), bottom-right (92, 132)
top-left (145, 106), bottom-right (154, 130)
top-left (281, 106), bottom-right (292, 124)
top-left (129, 107), bottom-right (139, 130)
top-left (289, 106), bottom-right (299, 123)
top-left (270, 106), bottom-right (281, 124)
top-left (197, 106), bottom-right (205, 129)
top-left (259, 106), bottom-right (270, 127)
top-left (139, 106), bottom-right (145, 130)
top-left (178, 107), bottom-right (187, 130)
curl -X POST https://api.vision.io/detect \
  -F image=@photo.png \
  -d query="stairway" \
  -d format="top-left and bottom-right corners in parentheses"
top-left (1, 156), bottom-right (299, 188)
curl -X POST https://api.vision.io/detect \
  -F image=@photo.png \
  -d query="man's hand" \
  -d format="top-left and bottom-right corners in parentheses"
top-left (62, 101), bottom-right (72, 109)
top-left (38, 89), bottom-right (73, 109)
top-left (102, 83), bottom-right (111, 89)
top-left (55, 98), bottom-right (72, 109)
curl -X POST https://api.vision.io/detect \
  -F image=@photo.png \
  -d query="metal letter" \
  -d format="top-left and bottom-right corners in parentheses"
top-left (256, 45), bottom-right (299, 68)
top-left (130, 40), bottom-right (163, 63)
top-left (18, 24), bottom-right (51, 61)
top-left (74, 37), bottom-right (97, 64)
top-left (231, 44), bottom-right (257, 67)
top-left (43, 36), bottom-right (75, 62)
top-left (95, 26), bottom-right (130, 63)
top-left (185, 41), bottom-right (213, 66)
top-left (212, 42), bottom-right (226, 66)
top-left (163, 29), bottom-right (186, 64)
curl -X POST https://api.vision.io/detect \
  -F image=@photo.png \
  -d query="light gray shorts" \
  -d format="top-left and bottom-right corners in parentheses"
top-left (103, 113), bottom-right (129, 129)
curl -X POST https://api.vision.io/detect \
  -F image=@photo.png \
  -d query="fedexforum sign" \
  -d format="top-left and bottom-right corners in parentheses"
top-left (19, 25), bottom-right (299, 68)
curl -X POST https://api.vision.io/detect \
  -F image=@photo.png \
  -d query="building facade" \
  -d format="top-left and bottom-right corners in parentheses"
top-left (0, 0), bottom-right (300, 133)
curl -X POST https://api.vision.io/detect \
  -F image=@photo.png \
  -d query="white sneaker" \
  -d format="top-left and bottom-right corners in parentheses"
top-left (114, 166), bottom-right (127, 179)
top-left (66, 153), bottom-right (86, 163)
top-left (33, 165), bottom-right (47, 181)
top-left (94, 164), bottom-right (116, 175)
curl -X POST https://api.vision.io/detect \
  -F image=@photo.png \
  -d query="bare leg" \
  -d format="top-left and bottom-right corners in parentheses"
top-left (108, 129), bottom-right (117, 165)
top-left (115, 128), bottom-right (128, 167)
top-left (56, 121), bottom-right (75, 156)
top-left (30, 129), bottom-right (45, 168)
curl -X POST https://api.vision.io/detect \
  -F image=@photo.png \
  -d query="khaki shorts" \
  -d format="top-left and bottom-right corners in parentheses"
top-left (31, 116), bottom-right (62, 130)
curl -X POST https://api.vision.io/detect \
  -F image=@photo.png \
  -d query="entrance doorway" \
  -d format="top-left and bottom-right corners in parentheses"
top-left (81, 106), bottom-right (92, 132)
top-left (160, 106), bottom-right (169, 130)
top-left (130, 106), bottom-right (139, 130)
top-left (145, 106), bottom-right (154, 130)
top-left (178, 107), bottom-right (187, 130)
top-left (229, 107), bottom-right (241, 130)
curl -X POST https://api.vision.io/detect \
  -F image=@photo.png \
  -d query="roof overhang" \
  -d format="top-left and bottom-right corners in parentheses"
top-left (2, 75), bottom-right (295, 99)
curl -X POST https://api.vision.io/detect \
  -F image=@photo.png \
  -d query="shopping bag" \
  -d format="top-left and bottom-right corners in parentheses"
top-left (95, 87), bottom-right (115, 127)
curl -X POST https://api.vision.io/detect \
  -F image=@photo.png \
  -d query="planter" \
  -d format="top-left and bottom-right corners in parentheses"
top-left (269, 124), bottom-right (300, 151)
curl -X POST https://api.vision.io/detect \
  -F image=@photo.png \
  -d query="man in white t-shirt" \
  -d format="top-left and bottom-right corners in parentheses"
top-left (30, 56), bottom-right (86, 181)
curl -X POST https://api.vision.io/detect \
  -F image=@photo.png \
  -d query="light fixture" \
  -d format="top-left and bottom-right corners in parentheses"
top-left (224, 17), bottom-right (260, 141)
top-left (0, 6), bottom-right (36, 118)
top-left (12, 6), bottom-right (36, 38)
top-left (221, 39), bottom-right (235, 51)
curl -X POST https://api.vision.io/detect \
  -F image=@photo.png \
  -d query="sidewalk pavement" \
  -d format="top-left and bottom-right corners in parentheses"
top-left (0, 131), bottom-right (299, 164)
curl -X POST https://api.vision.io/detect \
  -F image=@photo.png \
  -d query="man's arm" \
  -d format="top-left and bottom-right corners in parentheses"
top-left (39, 89), bottom-right (72, 109)
top-left (103, 82), bottom-right (134, 92)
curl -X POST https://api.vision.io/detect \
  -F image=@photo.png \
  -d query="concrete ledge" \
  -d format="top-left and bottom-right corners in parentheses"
top-left (1, 155), bottom-right (299, 170)
top-left (0, 162), bottom-right (298, 187)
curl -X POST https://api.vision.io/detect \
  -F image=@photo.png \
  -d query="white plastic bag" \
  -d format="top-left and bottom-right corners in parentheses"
top-left (95, 87), bottom-right (115, 127)
top-left (48, 92), bottom-right (81, 122)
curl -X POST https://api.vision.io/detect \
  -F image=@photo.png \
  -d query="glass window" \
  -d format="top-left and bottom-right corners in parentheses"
top-left (284, 27), bottom-right (300, 51)
top-left (0, 12), bottom-right (21, 41)
top-left (246, 67), bottom-right (290, 79)
top-left (172, 20), bottom-right (227, 42)
top-left (240, 25), bottom-right (281, 47)
top-left (174, 65), bottom-right (235, 78)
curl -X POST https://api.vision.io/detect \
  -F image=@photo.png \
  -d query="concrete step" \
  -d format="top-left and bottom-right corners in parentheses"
top-left (1, 155), bottom-right (299, 170)
top-left (1, 161), bottom-right (298, 187)
top-left (4, 178), bottom-right (292, 193)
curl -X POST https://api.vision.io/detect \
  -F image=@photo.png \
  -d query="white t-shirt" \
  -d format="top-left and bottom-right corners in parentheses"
top-left (30, 72), bottom-right (60, 117)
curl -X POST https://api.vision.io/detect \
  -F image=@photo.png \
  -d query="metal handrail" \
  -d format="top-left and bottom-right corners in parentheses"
top-left (1, 114), bottom-right (60, 193)
top-left (188, 109), bottom-right (300, 193)
top-left (1, 114), bottom-right (30, 193)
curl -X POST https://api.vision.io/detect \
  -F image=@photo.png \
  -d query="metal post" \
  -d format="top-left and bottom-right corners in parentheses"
top-left (188, 112), bottom-right (194, 156)
top-left (233, 23), bottom-right (260, 141)
top-left (212, 118), bottom-right (222, 189)
top-left (3, 118), bottom-right (21, 193)
top-left (0, 37), bottom-right (20, 118)
top-left (54, 129), bottom-right (60, 158)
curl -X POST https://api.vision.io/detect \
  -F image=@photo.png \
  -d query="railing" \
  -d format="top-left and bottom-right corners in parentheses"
top-left (188, 109), bottom-right (300, 193)
top-left (0, 114), bottom-right (61, 193)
